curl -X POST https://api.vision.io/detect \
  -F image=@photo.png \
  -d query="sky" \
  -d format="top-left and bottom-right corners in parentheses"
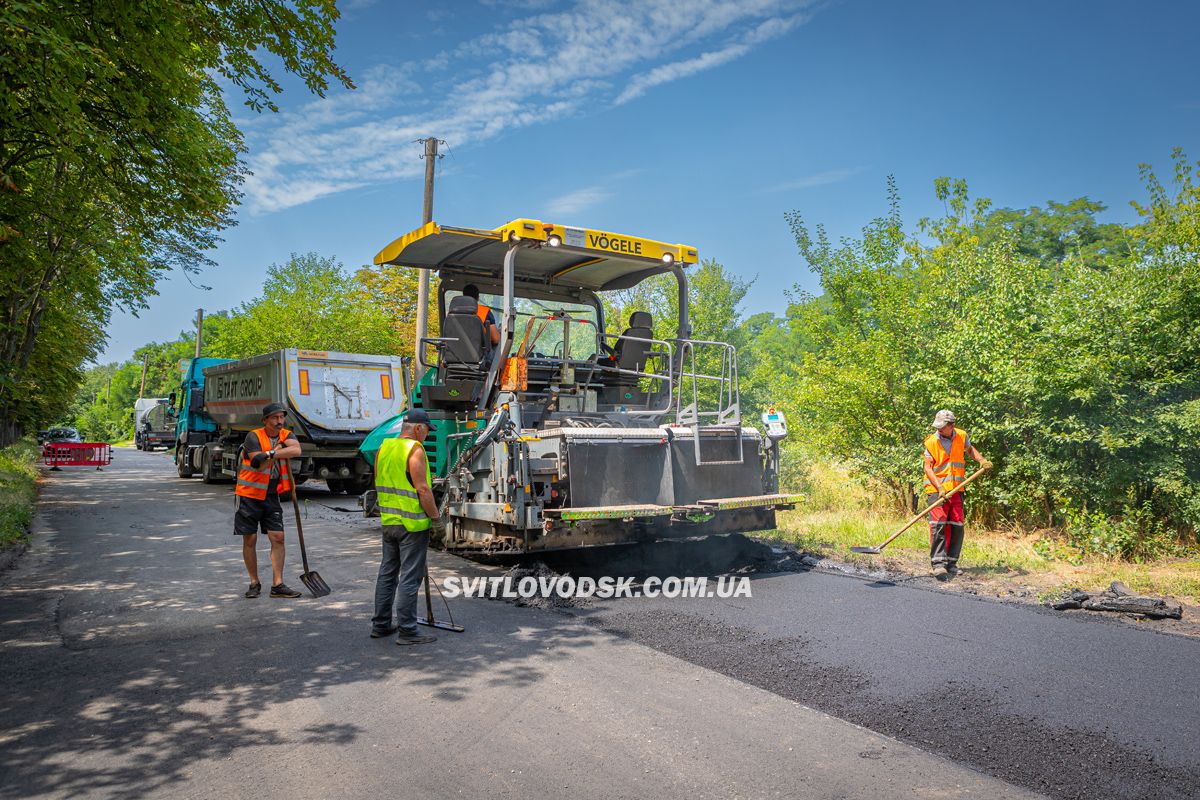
top-left (101, 0), bottom-right (1200, 362)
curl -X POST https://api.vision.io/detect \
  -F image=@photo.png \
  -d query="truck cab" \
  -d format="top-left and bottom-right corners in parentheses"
top-left (170, 357), bottom-right (233, 478)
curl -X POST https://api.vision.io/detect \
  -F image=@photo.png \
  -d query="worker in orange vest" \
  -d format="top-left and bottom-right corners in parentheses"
top-left (463, 284), bottom-right (500, 347)
top-left (922, 410), bottom-right (991, 579)
top-left (235, 403), bottom-right (304, 598)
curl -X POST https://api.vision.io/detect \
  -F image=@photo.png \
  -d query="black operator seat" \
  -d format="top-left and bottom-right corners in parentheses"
top-left (442, 295), bottom-right (489, 375)
top-left (616, 311), bottom-right (653, 379)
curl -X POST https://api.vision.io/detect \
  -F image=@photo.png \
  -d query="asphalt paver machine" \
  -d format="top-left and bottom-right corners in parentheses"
top-left (372, 218), bottom-right (800, 554)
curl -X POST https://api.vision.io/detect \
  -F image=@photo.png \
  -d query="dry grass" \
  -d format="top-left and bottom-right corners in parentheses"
top-left (770, 460), bottom-right (1200, 604)
top-left (766, 509), bottom-right (1200, 604)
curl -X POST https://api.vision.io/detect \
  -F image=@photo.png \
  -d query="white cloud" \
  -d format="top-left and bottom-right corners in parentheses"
top-left (545, 186), bottom-right (612, 216)
top-left (615, 12), bottom-right (806, 105)
top-left (242, 0), bottom-right (814, 214)
top-left (761, 167), bottom-right (867, 193)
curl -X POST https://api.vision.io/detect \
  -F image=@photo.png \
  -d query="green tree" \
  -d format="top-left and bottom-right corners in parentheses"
top-left (0, 1), bottom-right (352, 444)
top-left (973, 197), bottom-right (1131, 267)
top-left (214, 253), bottom-right (405, 358)
top-left (355, 264), bottom-right (439, 356)
top-left (602, 259), bottom-right (752, 415)
top-left (777, 157), bottom-right (1199, 541)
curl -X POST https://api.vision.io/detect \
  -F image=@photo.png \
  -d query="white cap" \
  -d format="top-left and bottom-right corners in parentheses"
top-left (932, 410), bottom-right (956, 429)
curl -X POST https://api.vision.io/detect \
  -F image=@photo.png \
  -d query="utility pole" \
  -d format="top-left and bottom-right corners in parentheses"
top-left (194, 308), bottom-right (204, 359)
top-left (138, 353), bottom-right (149, 399)
top-left (413, 137), bottom-right (442, 371)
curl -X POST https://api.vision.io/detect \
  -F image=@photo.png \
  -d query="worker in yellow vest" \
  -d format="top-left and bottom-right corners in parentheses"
top-left (235, 403), bottom-right (304, 598)
top-left (923, 410), bottom-right (991, 579)
top-left (370, 408), bottom-right (447, 645)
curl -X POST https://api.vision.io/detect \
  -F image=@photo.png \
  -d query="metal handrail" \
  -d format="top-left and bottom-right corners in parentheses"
top-left (673, 338), bottom-right (743, 465)
top-left (599, 332), bottom-right (675, 417)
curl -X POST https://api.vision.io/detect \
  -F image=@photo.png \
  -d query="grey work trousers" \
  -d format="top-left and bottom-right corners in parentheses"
top-left (371, 527), bottom-right (429, 636)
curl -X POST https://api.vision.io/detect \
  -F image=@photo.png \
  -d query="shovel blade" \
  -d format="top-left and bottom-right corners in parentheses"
top-left (300, 570), bottom-right (331, 598)
top-left (849, 546), bottom-right (882, 554)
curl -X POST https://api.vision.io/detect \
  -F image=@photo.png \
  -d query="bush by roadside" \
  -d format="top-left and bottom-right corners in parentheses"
top-left (0, 439), bottom-right (40, 550)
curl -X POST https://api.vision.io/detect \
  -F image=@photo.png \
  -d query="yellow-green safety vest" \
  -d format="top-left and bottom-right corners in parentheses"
top-left (375, 437), bottom-right (432, 531)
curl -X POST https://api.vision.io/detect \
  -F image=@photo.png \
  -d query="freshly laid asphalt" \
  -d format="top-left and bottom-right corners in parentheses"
top-left (0, 447), bottom-right (1195, 799)
top-left (576, 569), bottom-right (1200, 799)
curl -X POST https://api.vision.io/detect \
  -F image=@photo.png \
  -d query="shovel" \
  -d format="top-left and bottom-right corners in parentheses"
top-left (282, 461), bottom-right (331, 597)
top-left (850, 465), bottom-right (989, 554)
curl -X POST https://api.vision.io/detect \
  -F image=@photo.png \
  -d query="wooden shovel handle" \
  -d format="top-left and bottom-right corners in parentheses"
top-left (876, 466), bottom-right (990, 551)
top-left (281, 460), bottom-right (312, 574)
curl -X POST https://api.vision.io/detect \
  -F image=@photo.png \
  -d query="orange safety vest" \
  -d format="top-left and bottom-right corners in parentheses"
top-left (475, 304), bottom-right (492, 325)
top-left (235, 427), bottom-right (294, 500)
top-left (923, 428), bottom-right (967, 494)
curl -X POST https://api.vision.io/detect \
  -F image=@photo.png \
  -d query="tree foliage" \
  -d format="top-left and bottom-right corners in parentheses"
top-left (771, 154), bottom-right (1200, 538)
top-left (603, 260), bottom-right (752, 411)
top-left (213, 253), bottom-right (405, 357)
top-left (67, 253), bottom-right (410, 440)
top-left (0, 1), bottom-right (352, 444)
top-left (356, 264), bottom-right (439, 355)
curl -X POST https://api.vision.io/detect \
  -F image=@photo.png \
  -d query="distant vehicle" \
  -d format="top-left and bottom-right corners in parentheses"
top-left (44, 427), bottom-right (82, 444)
top-left (133, 398), bottom-right (174, 451)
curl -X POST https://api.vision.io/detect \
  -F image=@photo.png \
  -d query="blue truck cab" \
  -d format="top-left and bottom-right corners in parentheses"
top-left (170, 357), bottom-right (233, 478)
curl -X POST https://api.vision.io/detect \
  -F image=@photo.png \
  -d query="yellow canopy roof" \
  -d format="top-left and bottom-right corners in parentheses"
top-left (374, 219), bottom-right (698, 292)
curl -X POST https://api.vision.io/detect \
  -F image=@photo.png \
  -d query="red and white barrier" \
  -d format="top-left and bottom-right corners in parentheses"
top-left (43, 442), bottom-right (113, 470)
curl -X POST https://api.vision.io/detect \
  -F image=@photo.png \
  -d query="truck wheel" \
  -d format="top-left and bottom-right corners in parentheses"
top-left (200, 448), bottom-right (219, 484)
top-left (325, 478), bottom-right (346, 494)
top-left (176, 445), bottom-right (195, 478)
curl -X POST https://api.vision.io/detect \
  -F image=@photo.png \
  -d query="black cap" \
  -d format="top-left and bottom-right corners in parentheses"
top-left (262, 402), bottom-right (287, 419)
top-left (405, 408), bottom-right (437, 430)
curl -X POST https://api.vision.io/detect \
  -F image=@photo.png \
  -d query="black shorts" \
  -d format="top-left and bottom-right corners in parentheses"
top-left (234, 495), bottom-right (285, 536)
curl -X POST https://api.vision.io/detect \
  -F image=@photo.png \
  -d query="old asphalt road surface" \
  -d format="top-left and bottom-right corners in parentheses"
top-left (0, 451), bottom-right (1179, 800)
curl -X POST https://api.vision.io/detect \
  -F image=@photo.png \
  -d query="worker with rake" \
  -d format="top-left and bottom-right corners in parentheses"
top-left (923, 410), bottom-right (991, 579)
top-left (371, 409), bottom-right (447, 645)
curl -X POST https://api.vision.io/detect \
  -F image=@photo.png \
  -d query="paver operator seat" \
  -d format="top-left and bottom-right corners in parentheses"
top-left (608, 311), bottom-right (653, 402)
top-left (616, 311), bottom-right (653, 375)
top-left (424, 295), bottom-right (490, 409)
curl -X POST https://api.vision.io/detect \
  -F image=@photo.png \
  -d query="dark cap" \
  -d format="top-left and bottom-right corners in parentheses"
top-left (262, 402), bottom-right (287, 419)
top-left (405, 408), bottom-right (437, 430)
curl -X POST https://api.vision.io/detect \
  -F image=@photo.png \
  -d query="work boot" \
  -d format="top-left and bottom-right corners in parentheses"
top-left (370, 624), bottom-right (400, 639)
top-left (270, 583), bottom-right (302, 598)
top-left (947, 564), bottom-right (962, 577)
top-left (931, 564), bottom-right (948, 579)
top-left (244, 582), bottom-right (262, 599)
top-left (395, 631), bottom-right (437, 646)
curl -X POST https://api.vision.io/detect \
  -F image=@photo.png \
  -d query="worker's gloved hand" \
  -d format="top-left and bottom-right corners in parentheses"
top-left (429, 517), bottom-right (447, 546)
top-left (980, 458), bottom-right (994, 470)
top-left (250, 452), bottom-right (269, 468)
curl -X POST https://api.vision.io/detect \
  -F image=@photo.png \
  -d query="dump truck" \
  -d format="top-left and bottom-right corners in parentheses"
top-left (173, 349), bottom-right (406, 493)
top-left (133, 398), bottom-right (174, 450)
top-left (363, 218), bottom-right (798, 553)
